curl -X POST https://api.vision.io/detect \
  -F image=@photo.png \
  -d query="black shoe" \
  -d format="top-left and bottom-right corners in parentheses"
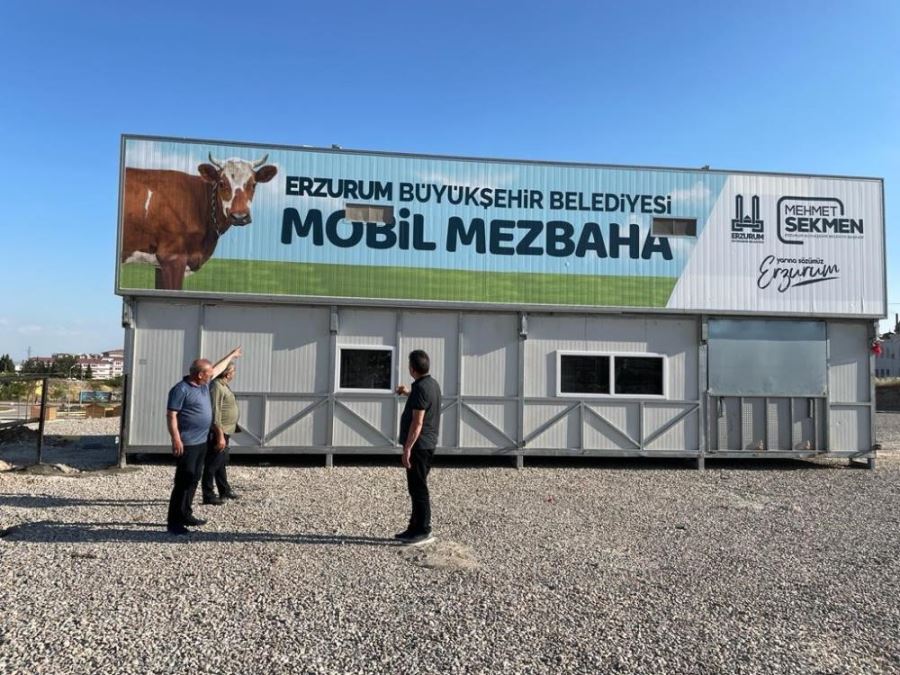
top-left (184, 516), bottom-right (207, 526)
top-left (220, 491), bottom-right (239, 500)
top-left (202, 496), bottom-right (224, 505)
top-left (394, 528), bottom-right (413, 540)
top-left (167, 524), bottom-right (189, 535)
top-left (403, 530), bottom-right (435, 546)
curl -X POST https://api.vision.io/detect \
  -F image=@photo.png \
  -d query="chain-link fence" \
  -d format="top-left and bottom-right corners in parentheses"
top-left (0, 374), bottom-right (124, 465)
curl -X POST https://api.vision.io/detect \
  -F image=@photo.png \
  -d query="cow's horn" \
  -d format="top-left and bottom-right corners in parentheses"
top-left (252, 154), bottom-right (269, 169)
top-left (208, 153), bottom-right (223, 170)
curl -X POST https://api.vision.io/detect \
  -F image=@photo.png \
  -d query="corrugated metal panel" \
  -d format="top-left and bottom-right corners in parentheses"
top-left (231, 396), bottom-right (265, 446)
top-left (338, 309), bottom-right (395, 345)
top-left (399, 311), bottom-right (458, 396)
top-left (460, 402), bottom-right (516, 449)
top-left (709, 319), bottom-right (826, 396)
top-left (203, 305), bottom-right (274, 392)
top-left (523, 403), bottom-right (579, 450)
top-left (526, 315), bottom-right (587, 398)
top-left (829, 406), bottom-right (870, 452)
top-left (130, 301), bottom-right (199, 445)
top-left (264, 398), bottom-right (327, 447)
top-left (582, 403), bottom-right (639, 451)
top-left (828, 322), bottom-right (869, 403)
top-left (642, 404), bottom-right (699, 451)
top-left (332, 400), bottom-right (393, 447)
top-left (461, 314), bottom-right (517, 397)
top-left (269, 307), bottom-right (330, 393)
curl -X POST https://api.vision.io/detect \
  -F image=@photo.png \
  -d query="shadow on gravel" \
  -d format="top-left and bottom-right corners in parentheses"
top-left (1, 520), bottom-right (399, 547)
top-left (0, 493), bottom-right (165, 509)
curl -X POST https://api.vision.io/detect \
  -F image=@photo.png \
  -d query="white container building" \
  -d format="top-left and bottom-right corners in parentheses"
top-left (116, 136), bottom-right (886, 467)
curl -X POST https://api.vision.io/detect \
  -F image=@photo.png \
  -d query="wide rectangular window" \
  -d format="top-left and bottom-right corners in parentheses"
top-left (557, 351), bottom-right (665, 397)
top-left (652, 217), bottom-right (697, 237)
top-left (337, 346), bottom-right (393, 391)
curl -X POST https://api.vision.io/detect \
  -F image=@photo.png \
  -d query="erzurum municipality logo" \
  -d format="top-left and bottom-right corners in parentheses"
top-left (731, 194), bottom-right (764, 243)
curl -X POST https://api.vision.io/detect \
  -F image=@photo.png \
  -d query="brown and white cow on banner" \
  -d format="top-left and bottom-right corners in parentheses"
top-left (121, 154), bottom-right (277, 290)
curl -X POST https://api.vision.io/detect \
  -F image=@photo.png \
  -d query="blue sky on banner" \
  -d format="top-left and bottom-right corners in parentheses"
top-left (1, 0), bottom-right (898, 358)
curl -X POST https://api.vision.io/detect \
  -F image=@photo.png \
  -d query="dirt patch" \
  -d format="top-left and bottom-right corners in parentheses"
top-left (399, 539), bottom-right (479, 571)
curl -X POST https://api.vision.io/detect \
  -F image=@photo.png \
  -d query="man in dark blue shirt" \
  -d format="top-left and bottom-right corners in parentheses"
top-left (395, 349), bottom-right (442, 545)
top-left (166, 347), bottom-right (241, 534)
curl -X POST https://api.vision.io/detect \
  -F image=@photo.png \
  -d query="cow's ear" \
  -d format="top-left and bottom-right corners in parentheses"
top-left (198, 164), bottom-right (220, 183)
top-left (255, 165), bottom-right (278, 183)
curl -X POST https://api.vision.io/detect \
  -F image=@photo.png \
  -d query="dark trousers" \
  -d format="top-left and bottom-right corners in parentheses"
top-left (202, 433), bottom-right (232, 498)
top-left (166, 442), bottom-right (206, 526)
top-left (405, 446), bottom-right (435, 533)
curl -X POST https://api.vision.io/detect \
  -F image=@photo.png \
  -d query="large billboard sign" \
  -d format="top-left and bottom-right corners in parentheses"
top-left (116, 136), bottom-right (885, 317)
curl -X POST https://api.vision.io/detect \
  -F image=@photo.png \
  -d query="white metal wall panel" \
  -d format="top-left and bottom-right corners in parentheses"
top-left (829, 407), bottom-right (871, 453)
top-left (399, 312), bottom-right (458, 396)
top-left (525, 315), bottom-right (587, 398)
top-left (461, 314), bottom-right (517, 397)
top-left (582, 403), bottom-right (640, 451)
top-left (203, 305), bottom-right (274, 393)
top-left (230, 396), bottom-right (265, 447)
top-left (523, 403), bottom-right (580, 450)
top-left (828, 322), bottom-right (869, 403)
top-left (338, 309), bottom-right (396, 345)
top-left (460, 402), bottom-right (517, 449)
top-left (642, 404), bottom-right (699, 451)
top-left (333, 400), bottom-right (394, 447)
top-left (828, 321), bottom-right (871, 452)
top-left (269, 307), bottom-right (330, 394)
top-left (264, 398), bottom-right (327, 447)
top-left (130, 301), bottom-right (199, 445)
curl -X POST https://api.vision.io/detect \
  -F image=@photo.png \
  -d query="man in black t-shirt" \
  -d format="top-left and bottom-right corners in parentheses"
top-left (395, 349), bottom-right (442, 545)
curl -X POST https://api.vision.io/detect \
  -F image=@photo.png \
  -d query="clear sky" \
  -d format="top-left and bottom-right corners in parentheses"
top-left (1, 0), bottom-right (898, 360)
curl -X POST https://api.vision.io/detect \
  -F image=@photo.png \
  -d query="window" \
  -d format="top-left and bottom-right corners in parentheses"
top-left (557, 351), bottom-right (665, 397)
top-left (615, 356), bottom-right (664, 395)
top-left (652, 217), bottom-right (697, 237)
top-left (560, 354), bottom-right (610, 395)
top-left (337, 346), bottom-right (393, 392)
top-left (345, 203), bottom-right (395, 224)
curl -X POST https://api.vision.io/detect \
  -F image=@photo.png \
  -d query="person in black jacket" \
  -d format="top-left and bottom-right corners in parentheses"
top-left (394, 349), bottom-right (442, 546)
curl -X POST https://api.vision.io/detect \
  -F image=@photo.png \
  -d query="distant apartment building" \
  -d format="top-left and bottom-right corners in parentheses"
top-left (76, 349), bottom-right (124, 379)
top-left (876, 316), bottom-right (900, 378)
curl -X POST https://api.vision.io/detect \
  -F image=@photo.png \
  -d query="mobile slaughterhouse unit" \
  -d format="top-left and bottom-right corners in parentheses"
top-left (116, 135), bottom-right (886, 467)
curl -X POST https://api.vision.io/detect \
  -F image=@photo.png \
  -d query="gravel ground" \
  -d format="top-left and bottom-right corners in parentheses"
top-left (1, 421), bottom-right (899, 673)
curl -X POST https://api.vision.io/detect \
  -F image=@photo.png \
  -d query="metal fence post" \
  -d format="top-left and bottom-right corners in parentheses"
top-left (36, 377), bottom-right (48, 465)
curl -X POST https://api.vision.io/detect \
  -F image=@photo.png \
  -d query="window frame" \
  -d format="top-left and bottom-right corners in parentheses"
top-left (651, 217), bottom-right (697, 237)
top-left (335, 344), bottom-right (395, 394)
top-left (556, 350), bottom-right (667, 399)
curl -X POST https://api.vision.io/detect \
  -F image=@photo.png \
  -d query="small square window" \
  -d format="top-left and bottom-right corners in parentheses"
top-left (345, 203), bottom-right (395, 224)
top-left (560, 354), bottom-right (610, 395)
top-left (652, 217), bottom-right (697, 237)
top-left (614, 356), bottom-right (664, 396)
top-left (338, 347), bottom-right (393, 391)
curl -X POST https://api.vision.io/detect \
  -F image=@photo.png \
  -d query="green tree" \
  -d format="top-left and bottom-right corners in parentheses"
top-left (85, 364), bottom-right (93, 380)
top-left (0, 354), bottom-right (14, 372)
top-left (52, 354), bottom-right (77, 377)
top-left (21, 358), bottom-right (45, 374)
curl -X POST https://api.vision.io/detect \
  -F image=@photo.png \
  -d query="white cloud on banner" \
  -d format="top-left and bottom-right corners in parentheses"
top-left (668, 181), bottom-right (712, 203)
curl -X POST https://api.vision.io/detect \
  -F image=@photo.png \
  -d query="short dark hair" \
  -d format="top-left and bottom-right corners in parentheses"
top-left (409, 350), bottom-right (430, 375)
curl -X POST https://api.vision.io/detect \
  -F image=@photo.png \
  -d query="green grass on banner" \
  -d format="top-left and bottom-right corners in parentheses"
top-left (119, 259), bottom-right (676, 307)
